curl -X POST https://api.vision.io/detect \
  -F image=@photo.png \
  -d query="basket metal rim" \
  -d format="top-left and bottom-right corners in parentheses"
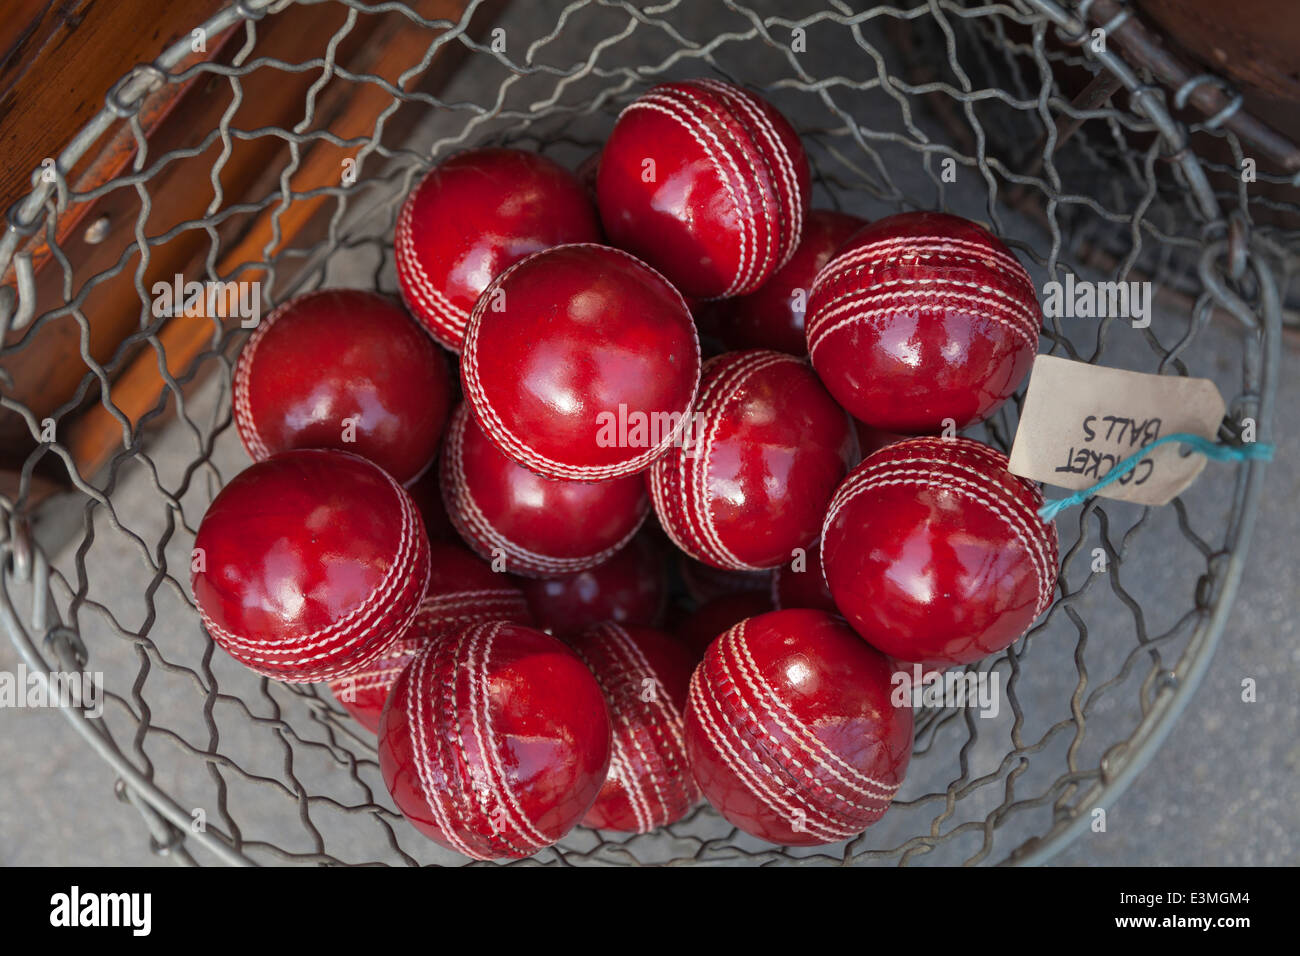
top-left (0, 0), bottom-right (1280, 865)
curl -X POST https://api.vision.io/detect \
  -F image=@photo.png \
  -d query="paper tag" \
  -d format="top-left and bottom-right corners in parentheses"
top-left (1008, 355), bottom-right (1226, 506)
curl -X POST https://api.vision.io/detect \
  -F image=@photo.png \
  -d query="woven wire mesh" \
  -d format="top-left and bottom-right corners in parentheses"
top-left (0, 0), bottom-right (1285, 865)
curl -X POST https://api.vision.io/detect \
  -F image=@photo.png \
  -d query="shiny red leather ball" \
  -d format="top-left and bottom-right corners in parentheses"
top-left (684, 609), bottom-right (913, 846)
top-left (394, 147), bottom-right (601, 352)
top-left (569, 624), bottom-right (699, 833)
top-left (675, 589), bottom-right (773, 660)
top-left (770, 539), bottom-right (838, 614)
top-left (461, 243), bottom-right (700, 480)
top-left (821, 437), bottom-right (1059, 666)
top-left (676, 553), bottom-right (770, 604)
top-left (328, 542), bottom-right (531, 732)
top-left (403, 462), bottom-right (462, 545)
top-left (597, 79), bottom-right (810, 299)
top-left (192, 449), bottom-right (431, 683)
top-left (711, 209), bottom-right (866, 354)
top-left (232, 289), bottom-right (452, 485)
top-left (806, 211), bottom-right (1040, 433)
top-left (649, 350), bottom-right (855, 570)
top-left (518, 532), bottom-right (667, 637)
top-left (379, 622), bottom-right (612, 860)
top-left (441, 403), bottom-right (650, 578)
top-left (854, 419), bottom-right (908, 457)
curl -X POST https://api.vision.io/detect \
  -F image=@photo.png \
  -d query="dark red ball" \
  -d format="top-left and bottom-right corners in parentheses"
top-left (518, 532), bottom-right (668, 637)
top-left (233, 289), bottom-right (452, 485)
top-left (854, 419), bottom-right (909, 457)
top-left (570, 624), bottom-right (699, 833)
top-left (598, 79), bottom-right (810, 299)
top-left (441, 403), bottom-right (650, 578)
top-left (676, 553), bottom-right (770, 604)
top-left (192, 450), bottom-right (430, 683)
top-left (461, 243), bottom-right (700, 480)
top-left (403, 462), bottom-right (461, 545)
top-left (684, 609), bottom-right (913, 846)
top-left (711, 209), bottom-right (866, 354)
top-left (649, 350), bottom-right (855, 570)
top-left (821, 437), bottom-right (1059, 666)
top-left (676, 590), bottom-right (773, 660)
top-left (806, 211), bottom-right (1039, 433)
top-left (379, 622), bottom-right (612, 859)
top-left (394, 147), bottom-right (601, 352)
top-left (770, 539), bottom-right (838, 614)
top-left (328, 543), bottom-right (531, 732)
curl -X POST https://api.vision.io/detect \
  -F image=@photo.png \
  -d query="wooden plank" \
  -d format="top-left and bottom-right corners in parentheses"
top-left (0, 0), bottom-right (229, 209)
top-left (0, 1), bottom-right (455, 495)
top-left (2, 0), bottom-right (500, 502)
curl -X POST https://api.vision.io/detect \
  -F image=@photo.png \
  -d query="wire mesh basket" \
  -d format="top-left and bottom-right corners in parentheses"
top-left (0, 0), bottom-right (1287, 865)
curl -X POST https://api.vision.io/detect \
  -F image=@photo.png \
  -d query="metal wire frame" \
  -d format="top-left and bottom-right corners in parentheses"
top-left (0, 0), bottom-right (1284, 866)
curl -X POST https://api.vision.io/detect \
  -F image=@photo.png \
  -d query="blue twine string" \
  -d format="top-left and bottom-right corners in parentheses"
top-left (1038, 432), bottom-right (1275, 522)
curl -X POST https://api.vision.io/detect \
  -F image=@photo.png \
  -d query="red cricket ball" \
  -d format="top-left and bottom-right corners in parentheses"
top-left (648, 350), bottom-right (855, 570)
top-left (675, 589), bottom-right (773, 660)
top-left (597, 78), bottom-right (810, 299)
top-left (575, 150), bottom-right (601, 201)
top-left (684, 609), bottom-right (913, 846)
top-left (854, 419), bottom-right (908, 457)
top-left (379, 622), bottom-right (612, 860)
top-left (770, 539), bottom-right (838, 614)
top-left (676, 553), bottom-right (770, 604)
top-left (821, 437), bottom-right (1059, 666)
top-left (403, 462), bottom-right (461, 545)
top-left (568, 623), bottom-right (699, 833)
top-left (806, 211), bottom-right (1040, 433)
top-left (441, 403), bottom-right (650, 578)
top-left (328, 542), bottom-right (531, 732)
top-left (232, 289), bottom-right (452, 485)
top-left (394, 147), bottom-right (601, 352)
top-left (518, 532), bottom-right (668, 638)
top-left (192, 449), bottom-right (431, 683)
top-left (711, 209), bottom-right (867, 354)
top-left (461, 243), bottom-right (701, 480)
